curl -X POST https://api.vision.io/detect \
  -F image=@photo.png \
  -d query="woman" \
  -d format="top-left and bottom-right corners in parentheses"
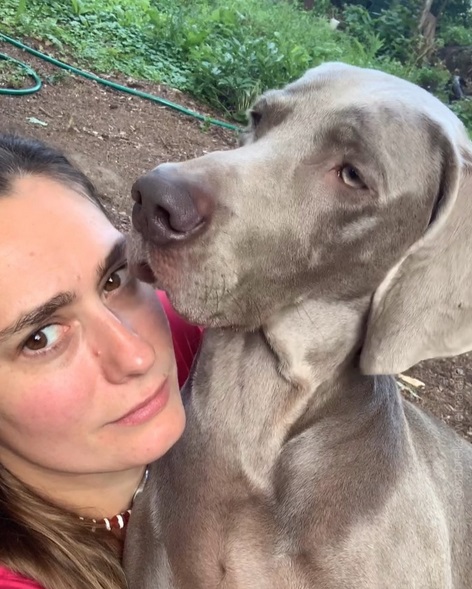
top-left (0, 134), bottom-right (202, 589)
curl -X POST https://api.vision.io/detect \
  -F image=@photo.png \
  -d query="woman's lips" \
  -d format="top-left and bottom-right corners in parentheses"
top-left (113, 378), bottom-right (170, 426)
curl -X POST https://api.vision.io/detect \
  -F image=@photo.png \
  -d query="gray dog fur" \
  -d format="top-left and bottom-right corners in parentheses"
top-left (123, 63), bottom-right (472, 588)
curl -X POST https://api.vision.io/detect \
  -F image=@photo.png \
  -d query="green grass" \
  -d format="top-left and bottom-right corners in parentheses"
top-left (0, 0), bottom-right (469, 130)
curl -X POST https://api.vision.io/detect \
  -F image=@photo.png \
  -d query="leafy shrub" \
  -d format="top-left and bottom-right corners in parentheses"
top-left (146, 0), bottom-right (360, 118)
top-left (450, 100), bottom-right (472, 132)
top-left (374, 4), bottom-right (419, 63)
top-left (343, 2), bottom-right (420, 64)
top-left (439, 24), bottom-right (472, 47)
top-left (343, 5), bottom-right (384, 56)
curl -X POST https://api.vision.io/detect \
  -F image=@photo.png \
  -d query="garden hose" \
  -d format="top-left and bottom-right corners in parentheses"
top-left (0, 50), bottom-right (42, 95)
top-left (0, 32), bottom-right (240, 132)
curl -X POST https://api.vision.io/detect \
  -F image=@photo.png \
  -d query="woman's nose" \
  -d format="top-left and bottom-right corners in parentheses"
top-left (90, 309), bottom-right (155, 384)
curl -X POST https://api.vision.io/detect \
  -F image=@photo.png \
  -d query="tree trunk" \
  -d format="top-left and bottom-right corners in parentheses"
top-left (419, 0), bottom-right (434, 32)
top-left (418, 0), bottom-right (437, 61)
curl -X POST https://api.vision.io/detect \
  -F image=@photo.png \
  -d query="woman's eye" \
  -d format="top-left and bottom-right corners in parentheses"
top-left (23, 324), bottom-right (63, 353)
top-left (104, 266), bottom-right (129, 294)
top-left (339, 165), bottom-right (366, 189)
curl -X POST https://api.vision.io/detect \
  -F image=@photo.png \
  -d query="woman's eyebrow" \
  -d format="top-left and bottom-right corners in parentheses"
top-left (0, 292), bottom-right (76, 342)
top-left (96, 236), bottom-right (127, 282)
top-left (0, 237), bottom-right (127, 343)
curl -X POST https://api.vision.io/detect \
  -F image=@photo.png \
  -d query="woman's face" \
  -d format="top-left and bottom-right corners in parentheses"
top-left (0, 175), bottom-right (185, 476)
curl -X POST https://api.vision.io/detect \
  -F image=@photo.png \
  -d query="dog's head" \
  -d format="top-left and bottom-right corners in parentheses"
top-left (129, 62), bottom-right (472, 374)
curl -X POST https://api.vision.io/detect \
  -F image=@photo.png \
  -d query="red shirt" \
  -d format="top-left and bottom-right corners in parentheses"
top-left (0, 292), bottom-right (202, 588)
top-left (0, 570), bottom-right (41, 589)
top-left (156, 291), bottom-right (202, 388)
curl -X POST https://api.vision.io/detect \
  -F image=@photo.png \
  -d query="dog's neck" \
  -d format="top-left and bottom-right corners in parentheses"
top-left (262, 297), bottom-right (370, 397)
top-left (189, 296), bottom-right (383, 489)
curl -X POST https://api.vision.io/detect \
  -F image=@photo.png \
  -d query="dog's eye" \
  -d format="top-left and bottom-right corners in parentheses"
top-left (338, 165), bottom-right (366, 189)
top-left (250, 109), bottom-right (263, 128)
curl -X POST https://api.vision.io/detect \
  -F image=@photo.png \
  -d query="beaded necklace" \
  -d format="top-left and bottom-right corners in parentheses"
top-left (78, 466), bottom-right (149, 532)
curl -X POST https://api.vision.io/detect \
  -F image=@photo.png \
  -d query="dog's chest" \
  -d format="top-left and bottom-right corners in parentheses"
top-left (154, 460), bottom-right (320, 589)
top-left (151, 423), bottom-right (365, 589)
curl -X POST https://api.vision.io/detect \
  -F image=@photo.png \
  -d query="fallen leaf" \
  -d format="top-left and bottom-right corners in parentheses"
top-left (398, 374), bottom-right (426, 388)
top-left (26, 117), bottom-right (48, 127)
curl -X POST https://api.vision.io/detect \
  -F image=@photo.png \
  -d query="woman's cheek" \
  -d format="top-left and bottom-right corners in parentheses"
top-left (7, 375), bottom-right (92, 434)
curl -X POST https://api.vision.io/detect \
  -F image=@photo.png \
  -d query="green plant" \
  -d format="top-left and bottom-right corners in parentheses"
top-left (375, 4), bottom-right (419, 63)
top-left (0, 58), bottom-right (28, 88)
top-left (342, 5), bottom-right (384, 60)
top-left (343, 2), bottom-right (420, 64)
top-left (450, 100), bottom-right (472, 136)
top-left (409, 65), bottom-right (450, 95)
top-left (44, 70), bottom-right (69, 85)
top-left (439, 24), bottom-right (472, 47)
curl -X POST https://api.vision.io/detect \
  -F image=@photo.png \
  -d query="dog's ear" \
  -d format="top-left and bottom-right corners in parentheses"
top-left (360, 131), bottom-right (472, 375)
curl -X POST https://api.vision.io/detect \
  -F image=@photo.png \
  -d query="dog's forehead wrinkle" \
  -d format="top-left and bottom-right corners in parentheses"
top-left (286, 64), bottom-right (464, 142)
top-left (312, 114), bottom-right (377, 166)
top-left (339, 214), bottom-right (379, 243)
top-left (245, 91), bottom-right (295, 141)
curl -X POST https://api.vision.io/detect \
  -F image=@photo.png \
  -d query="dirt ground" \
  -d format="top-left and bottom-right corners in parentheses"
top-left (1, 43), bottom-right (471, 442)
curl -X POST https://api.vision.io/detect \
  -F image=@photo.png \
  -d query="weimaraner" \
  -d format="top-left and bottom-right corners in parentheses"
top-left (123, 63), bottom-right (472, 588)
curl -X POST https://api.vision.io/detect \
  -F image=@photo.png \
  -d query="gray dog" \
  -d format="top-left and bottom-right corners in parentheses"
top-left (124, 63), bottom-right (472, 588)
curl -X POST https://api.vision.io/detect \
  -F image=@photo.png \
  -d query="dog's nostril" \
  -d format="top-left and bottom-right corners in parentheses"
top-left (132, 187), bottom-right (143, 205)
top-left (154, 205), bottom-right (174, 232)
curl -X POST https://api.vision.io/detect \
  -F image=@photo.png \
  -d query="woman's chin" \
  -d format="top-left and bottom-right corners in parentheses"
top-left (137, 389), bottom-right (186, 465)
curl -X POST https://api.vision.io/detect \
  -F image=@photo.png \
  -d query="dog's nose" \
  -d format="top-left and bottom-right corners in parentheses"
top-left (131, 166), bottom-right (212, 246)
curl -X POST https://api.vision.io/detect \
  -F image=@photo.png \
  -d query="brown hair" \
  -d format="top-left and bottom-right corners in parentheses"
top-left (0, 134), bottom-right (126, 589)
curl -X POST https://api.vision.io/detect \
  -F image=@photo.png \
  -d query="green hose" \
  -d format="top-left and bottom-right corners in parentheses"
top-left (0, 33), bottom-right (240, 132)
top-left (0, 51), bottom-right (42, 95)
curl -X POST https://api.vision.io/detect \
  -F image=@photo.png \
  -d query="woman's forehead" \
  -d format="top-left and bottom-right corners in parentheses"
top-left (0, 175), bottom-right (120, 314)
top-left (0, 175), bottom-right (116, 244)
